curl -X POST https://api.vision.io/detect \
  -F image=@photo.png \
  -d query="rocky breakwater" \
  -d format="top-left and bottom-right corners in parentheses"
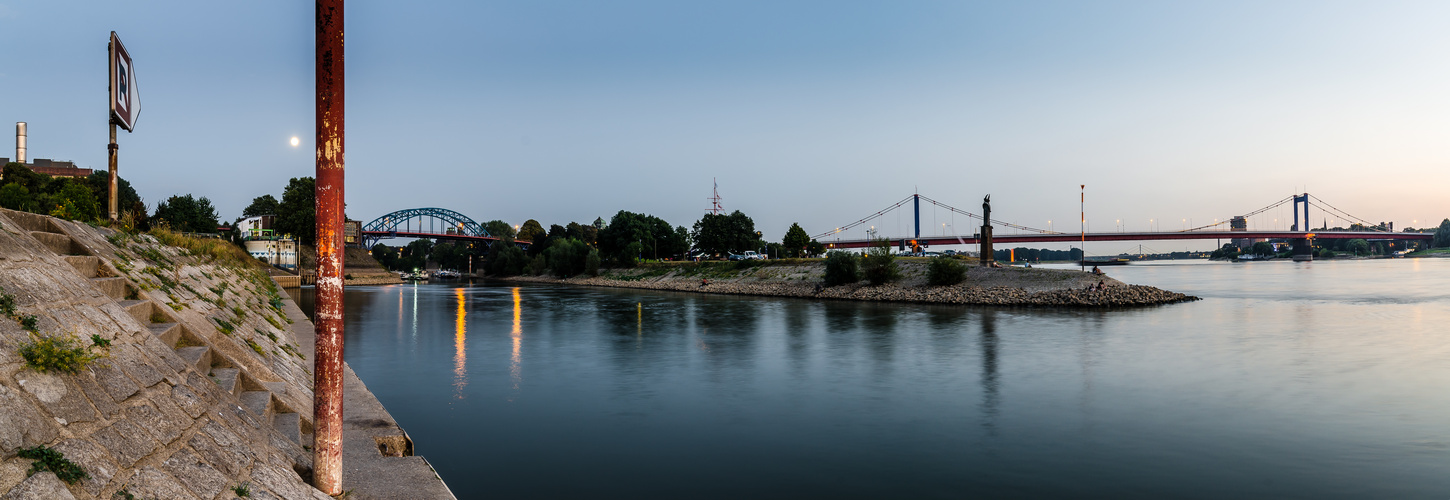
top-left (507, 259), bottom-right (1198, 307)
top-left (0, 208), bottom-right (449, 499)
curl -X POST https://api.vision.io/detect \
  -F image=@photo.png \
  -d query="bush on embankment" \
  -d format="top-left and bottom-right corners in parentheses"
top-left (926, 255), bottom-right (967, 286)
top-left (824, 251), bottom-right (859, 286)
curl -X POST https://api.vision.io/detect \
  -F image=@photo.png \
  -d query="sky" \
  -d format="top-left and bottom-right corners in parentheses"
top-left (2, 0), bottom-right (1448, 254)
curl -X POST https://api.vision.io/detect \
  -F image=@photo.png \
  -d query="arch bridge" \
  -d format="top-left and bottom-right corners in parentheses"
top-left (360, 207), bottom-right (525, 248)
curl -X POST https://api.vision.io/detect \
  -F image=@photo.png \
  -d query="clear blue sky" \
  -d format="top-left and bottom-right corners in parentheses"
top-left (2, 1), bottom-right (1447, 253)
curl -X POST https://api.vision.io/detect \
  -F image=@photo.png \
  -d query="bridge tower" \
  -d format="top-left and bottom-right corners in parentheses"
top-left (1291, 193), bottom-right (1309, 231)
top-left (913, 194), bottom-right (920, 243)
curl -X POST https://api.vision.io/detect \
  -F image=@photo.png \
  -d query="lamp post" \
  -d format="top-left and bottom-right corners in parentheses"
top-left (1080, 185), bottom-right (1085, 271)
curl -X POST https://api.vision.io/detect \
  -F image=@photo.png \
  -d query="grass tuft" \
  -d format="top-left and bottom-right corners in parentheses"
top-left (18, 332), bottom-right (107, 373)
top-left (17, 445), bottom-right (89, 484)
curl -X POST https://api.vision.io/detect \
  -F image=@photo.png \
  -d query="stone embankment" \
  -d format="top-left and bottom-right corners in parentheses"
top-left (507, 259), bottom-right (1198, 307)
top-left (0, 209), bottom-right (452, 499)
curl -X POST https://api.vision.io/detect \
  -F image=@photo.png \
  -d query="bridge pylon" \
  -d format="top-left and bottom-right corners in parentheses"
top-left (1292, 193), bottom-right (1309, 231)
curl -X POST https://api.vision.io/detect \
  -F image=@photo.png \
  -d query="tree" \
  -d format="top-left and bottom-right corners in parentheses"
top-left (371, 243), bottom-right (401, 270)
top-left (486, 239), bottom-right (529, 276)
top-left (54, 181), bottom-right (101, 222)
top-left (782, 223), bottom-right (810, 258)
top-left (692, 210), bottom-right (757, 256)
top-left (275, 177), bottom-right (316, 246)
top-left (1250, 241), bottom-right (1275, 257)
top-left (242, 194), bottom-right (280, 217)
top-left (860, 238), bottom-right (900, 285)
top-left (84, 171), bottom-right (140, 220)
top-left (483, 220), bottom-right (516, 240)
top-left (517, 219), bottom-right (546, 243)
top-left (806, 240), bottom-right (825, 258)
top-left (0, 184), bottom-right (29, 210)
top-left (597, 211), bottom-right (685, 263)
top-left (546, 238), bottom-right (590, 277)
top-left (823, 251), bottom-right (859, 286)
top-left (1210, 243), bottom-right (1240, 260)
top-left (152, 194), bottom-right (219, 232)
top-left (1435, 219), bottom-right (1450, 248)
top-left (1346, 238), bottom-right (1370, 256)
top-left (430, 242), bottom-right (470, 270)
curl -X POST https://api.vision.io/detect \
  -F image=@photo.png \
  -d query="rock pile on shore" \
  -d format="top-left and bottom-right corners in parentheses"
top-left (505, 259), bottom-right (1198, 307)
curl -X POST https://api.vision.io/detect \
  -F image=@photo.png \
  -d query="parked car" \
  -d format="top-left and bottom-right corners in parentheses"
top-left (743, 251), bottom-right (764, 260)
top-left (728, 253), bottom-right (745, 261)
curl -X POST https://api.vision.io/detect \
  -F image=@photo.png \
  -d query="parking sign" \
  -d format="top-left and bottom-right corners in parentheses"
top-left (110, 32), bottom-right (140, 131)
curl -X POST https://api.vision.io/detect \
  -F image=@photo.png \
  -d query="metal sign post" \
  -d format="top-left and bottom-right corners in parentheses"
top-left (313, 0), bottom-right (346, 495)
top-left (108, 32), bottom-right (139, 222)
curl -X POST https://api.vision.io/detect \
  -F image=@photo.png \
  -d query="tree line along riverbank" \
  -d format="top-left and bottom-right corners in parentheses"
top-left (497, 258), bottom-right (1199, 307)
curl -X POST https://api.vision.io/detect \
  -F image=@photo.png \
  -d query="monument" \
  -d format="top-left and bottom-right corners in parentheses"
top-left (980, 195), bottom-right (994, 265)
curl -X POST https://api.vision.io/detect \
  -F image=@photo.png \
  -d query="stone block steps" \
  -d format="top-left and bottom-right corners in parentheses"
top-left (64, 255), bottom-right (100, 278)
top-left (91, 277), bottom-right (131, 300)
top-left (118, 299), bottom-right (155, 325)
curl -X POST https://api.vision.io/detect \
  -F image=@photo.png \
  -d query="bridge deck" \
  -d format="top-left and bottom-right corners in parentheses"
top-left (821, 230), bottom-right (1430, 249)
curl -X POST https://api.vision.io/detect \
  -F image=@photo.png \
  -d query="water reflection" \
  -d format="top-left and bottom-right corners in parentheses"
top-left (453, 288), bottom-right (467, 398)
top-left (510, 287), bottom-right (522, 391)
top-left (979, 310), bottom-right (999, 433)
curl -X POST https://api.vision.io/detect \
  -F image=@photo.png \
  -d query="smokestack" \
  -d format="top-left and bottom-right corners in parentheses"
top-left (15, 122), bottom-right (26, 163)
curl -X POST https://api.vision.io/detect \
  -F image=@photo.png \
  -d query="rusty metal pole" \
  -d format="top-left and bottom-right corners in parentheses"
top-left (108, 123), bottom-right (118, 221)
top-left (313, 0), bottom-right (345, 495)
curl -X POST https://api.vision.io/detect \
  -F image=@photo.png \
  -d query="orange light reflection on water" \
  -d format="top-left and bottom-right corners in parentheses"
top-left (510, 287), bottom-right (522, 390)
top-left (453, 288), bottom-right (467, 399)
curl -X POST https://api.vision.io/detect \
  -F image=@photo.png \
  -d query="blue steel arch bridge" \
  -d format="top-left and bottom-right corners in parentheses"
top-left (359, 208), bottom-right (529, 249)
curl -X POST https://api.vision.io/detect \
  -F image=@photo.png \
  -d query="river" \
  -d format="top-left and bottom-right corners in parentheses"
top-left (292, 258), bottom-right (1450, 498)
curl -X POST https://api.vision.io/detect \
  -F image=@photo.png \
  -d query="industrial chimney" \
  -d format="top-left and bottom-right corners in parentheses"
top-left (15, 122), bottom-right (26, 163)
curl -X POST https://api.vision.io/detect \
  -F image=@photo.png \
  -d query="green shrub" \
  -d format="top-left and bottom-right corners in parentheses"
top-left (19, 315), bottom-right (39, 331)
top-left (90, 334), bottom-right (111, 348)
top-left (823, 251), bottom-right (860, 286)
top-left (584, 248), bottom-right (601, 276)
top-left (926, 255), bottom-right (967, 286)
top-left (860, 239), bottom-right (900, 286)
top-left (214, 318), bottom-right (234, 335)
top-left (18, 333), bottom-right (107, 373)
top-left (0, 289), bottom-right (15, 317)
top-left (17, 445), bottom-right (89, 484)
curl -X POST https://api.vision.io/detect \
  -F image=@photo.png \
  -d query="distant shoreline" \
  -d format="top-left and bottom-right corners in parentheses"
top-left (493, 259), bottom-right (1199, 307)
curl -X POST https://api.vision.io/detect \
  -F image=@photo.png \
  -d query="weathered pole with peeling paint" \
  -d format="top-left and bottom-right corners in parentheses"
top-left (313, 0), bottom-right (345, 495)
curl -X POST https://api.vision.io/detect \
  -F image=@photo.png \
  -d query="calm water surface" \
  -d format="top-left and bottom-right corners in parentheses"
top-left (300, 258), bottom-right (1450, 498)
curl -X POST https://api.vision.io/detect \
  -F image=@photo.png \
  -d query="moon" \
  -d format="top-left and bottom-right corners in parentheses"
top-left (290, 136), bottom-right (300, 147)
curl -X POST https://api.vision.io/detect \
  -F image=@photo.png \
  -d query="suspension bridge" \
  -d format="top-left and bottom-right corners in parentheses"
top-left (811, 193), bottom-right (1430, 251)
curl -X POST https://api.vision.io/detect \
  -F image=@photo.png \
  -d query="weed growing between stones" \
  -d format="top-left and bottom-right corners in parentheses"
top-left (0, 288), bottom-right (16, 317)
top-left (246, 339), bottom-right (267, 357)
top-left (168, 302), bottom-right (183, 312)
top-left (150, 311), bottom-right (168, 323)
top-left (231, 481), bottom-right (252, 497)
top-left (19, 315), bottom-right (38, 331)
top-left (17, 445), bottom-right (89, 484)
top-left (264, 314), bottom-right (284, 330)
top-left (112, 489), bottom-right (136, 499)
top-left (90, 334), bottom-right (111, 348)
top-left (175, 335), bottom-right (204, 349)
top-left (214, 318), bottom-right (235, 335)
top-left (18, 332), bottom-right (108, 373)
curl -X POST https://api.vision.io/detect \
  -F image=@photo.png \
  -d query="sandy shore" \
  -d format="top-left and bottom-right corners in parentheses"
top-left (499, 259), bottom-right (1198, 307)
